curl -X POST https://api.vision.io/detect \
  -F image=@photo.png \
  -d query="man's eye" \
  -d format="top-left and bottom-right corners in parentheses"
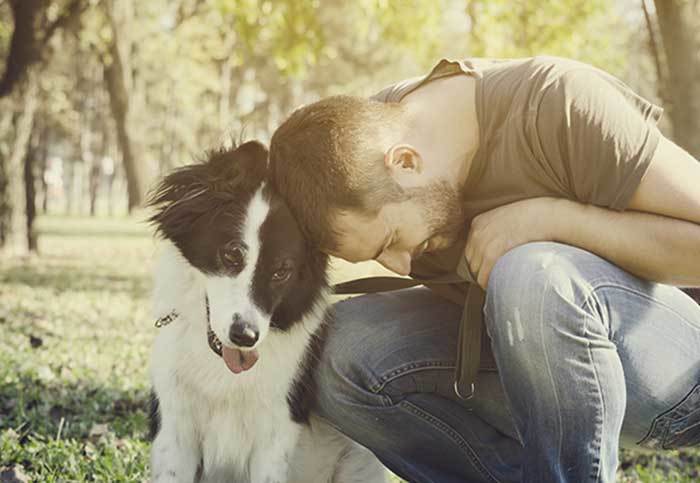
top-left (271, 267), bottom-right (292, 283)
top-left (222, 245), bottom-right (246, 271)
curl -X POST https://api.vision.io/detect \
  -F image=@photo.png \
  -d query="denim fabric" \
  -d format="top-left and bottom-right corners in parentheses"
top-left (316, 242), bottom-right (700, 483)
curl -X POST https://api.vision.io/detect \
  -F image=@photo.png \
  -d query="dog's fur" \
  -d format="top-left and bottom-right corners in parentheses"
top-left (147, 141), bottom-right (386, 483)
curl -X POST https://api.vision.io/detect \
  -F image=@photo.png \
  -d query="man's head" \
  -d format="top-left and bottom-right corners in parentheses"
top-left (270, 95), bottom-right (465, 275)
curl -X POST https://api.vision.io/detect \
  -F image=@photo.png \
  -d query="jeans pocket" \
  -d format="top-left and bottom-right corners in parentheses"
top-left (638, 384), bottom-right (700, 449)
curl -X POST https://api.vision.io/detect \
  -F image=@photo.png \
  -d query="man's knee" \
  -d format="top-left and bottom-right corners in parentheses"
top-left (484, 242), bottom-right (607, 356)
top-left (487, 242), bottom-right (585, 306)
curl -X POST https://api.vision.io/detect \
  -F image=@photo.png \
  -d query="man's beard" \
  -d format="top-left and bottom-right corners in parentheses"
top-left (408, 181), bottom-right (466, 246)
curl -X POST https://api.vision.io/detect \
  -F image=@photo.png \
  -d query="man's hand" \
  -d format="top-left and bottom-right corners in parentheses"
top-left (465, 197), bottom-right (564, 289)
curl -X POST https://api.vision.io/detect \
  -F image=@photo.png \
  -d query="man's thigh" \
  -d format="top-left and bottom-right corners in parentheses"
top-left (327, 287), bottom-right (517, 439)
top-left (323, 287), bottom-right (521, 482)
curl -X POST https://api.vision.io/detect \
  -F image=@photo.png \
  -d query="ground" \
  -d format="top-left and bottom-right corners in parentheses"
top-left (0, 215), bottom-right (698, 482)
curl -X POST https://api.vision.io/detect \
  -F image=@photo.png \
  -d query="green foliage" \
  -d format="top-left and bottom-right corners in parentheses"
top-left (466, 0), bottom-right (628, 75)
top-left (356, 0), bottom-right (444, 67)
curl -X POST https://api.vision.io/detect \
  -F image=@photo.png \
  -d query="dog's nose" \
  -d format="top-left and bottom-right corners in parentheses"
top-left (229, 314), bottom-right (259, 347)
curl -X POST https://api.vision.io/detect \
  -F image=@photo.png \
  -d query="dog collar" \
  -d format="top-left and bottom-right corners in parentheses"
top-left (154, 310), bottom-right (179, 328)
top-left (154, 296), bottom-right (211, 328)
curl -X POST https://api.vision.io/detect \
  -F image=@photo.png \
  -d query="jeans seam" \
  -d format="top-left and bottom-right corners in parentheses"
top-left (370, 361), bottom-right (455, 394)
top-left (582, 305), bottom-right (605, 483)
top-left (399, 400), bottom-right (501, 483)
top-left (539, 273), bottom-right (564, 467)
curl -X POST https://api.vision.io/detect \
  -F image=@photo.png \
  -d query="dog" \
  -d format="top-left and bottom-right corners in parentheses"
top-left (147, 140), bottom-right (386, 483)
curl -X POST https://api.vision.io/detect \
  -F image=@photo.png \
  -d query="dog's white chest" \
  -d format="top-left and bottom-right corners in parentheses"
top-left (196, 392), bottom-right (294, 479)
top-left (152, 317), bottom-right (310, 481)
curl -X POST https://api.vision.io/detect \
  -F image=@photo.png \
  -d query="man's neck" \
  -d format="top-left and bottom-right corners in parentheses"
top-left (401, 74), bottom-right (480, 193)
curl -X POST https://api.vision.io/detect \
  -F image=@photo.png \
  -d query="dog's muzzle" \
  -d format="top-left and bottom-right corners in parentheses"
top-left (207, 319), bottom-right (259, 374)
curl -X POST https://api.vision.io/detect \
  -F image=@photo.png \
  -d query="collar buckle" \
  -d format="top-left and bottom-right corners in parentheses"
top-left (155, 310), bottom-right (179, 328)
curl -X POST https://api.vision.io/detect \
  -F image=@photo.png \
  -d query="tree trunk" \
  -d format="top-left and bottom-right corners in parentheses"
top-left (0, 71), bottom-right (38, 255)
top-left (88, 163), bottom-right (100, 216)
top-left (103, 0), bottom-right (146, 212)
top-left (0, 0), bottom-right (42, 98)
top-left (653, 0), bottom-right (700, 158)
top-left (0, 105), bottom-right (12, 246)
top-left (24, 128), bottom-right (39, 252)
top-left (39, 127), bottom-right (50, 214)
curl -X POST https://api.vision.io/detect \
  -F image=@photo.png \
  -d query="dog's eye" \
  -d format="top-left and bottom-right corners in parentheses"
top-left (271, 267), bottom-right (292, 283)
top-left (221, 245), bottom-right (246, 271)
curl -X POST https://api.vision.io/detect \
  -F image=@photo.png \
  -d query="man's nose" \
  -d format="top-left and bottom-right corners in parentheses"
top-left (229, 313), bottom-right (259, 347)
top-left (376, 250), bottom-right (412, 276)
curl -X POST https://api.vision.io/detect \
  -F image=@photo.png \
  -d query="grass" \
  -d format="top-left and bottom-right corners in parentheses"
top-left (0, 215), bottom-right (153, 481)
top-left (0, 214), bottom-right (698, 482)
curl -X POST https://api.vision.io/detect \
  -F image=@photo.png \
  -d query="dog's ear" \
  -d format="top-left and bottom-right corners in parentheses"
top-left (206, 140), bottom-right (268, 192)
top-left (147, 163), bottom-right (212, 240)
top-left (147, 140), bottom-right (269, 240)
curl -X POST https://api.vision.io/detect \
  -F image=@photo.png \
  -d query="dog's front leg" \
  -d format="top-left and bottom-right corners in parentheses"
top-left (150, 391), bottom-right (201, 482)
top-left (249, 421), bottom-right (301, 483)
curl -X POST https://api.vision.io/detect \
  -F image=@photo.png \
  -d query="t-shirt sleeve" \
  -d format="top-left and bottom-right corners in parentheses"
top-left (535, 68), bottom-right (664, 210)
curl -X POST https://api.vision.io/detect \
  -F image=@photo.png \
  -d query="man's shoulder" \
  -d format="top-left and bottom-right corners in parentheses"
top-left (370, 57), bottom-right (484, 104)
top-left (482, 55), bottom-right (603, 88)
top-left (369, 55), bottom-right (604, 106)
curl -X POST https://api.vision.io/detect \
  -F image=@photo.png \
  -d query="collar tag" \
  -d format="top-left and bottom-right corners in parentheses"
top-left (155, 310), bottom-right (179, 328)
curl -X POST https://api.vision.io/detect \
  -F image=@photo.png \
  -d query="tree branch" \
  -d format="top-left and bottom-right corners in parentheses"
top-left (0, 0), bottom-right (88, 98)
top-left (641, 0), bottom-right (667, 104)
top-left (0, 0), bottom-right (43, 97)
top-left (172, 0), bottom-right (207, 30)
top-left (41, 0), bottom-right (88, 46)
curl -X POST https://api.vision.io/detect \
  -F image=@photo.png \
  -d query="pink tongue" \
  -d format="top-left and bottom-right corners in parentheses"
top-left (222, 346), bottom-right (259, 374)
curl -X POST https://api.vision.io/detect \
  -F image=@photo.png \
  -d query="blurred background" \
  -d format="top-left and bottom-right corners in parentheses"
top-left (0, 0), bottom-right (698, 481)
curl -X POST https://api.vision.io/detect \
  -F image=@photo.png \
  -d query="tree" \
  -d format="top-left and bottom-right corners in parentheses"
top-left (649, 0), bottom-right (700, 158)
top-left (0, 0), bottom-right (86, 253)
top-left (102, 0), bottom-right (147, 212)
top-left (0, 73), bottom-right (38, 254)
top-left (464, 0), bottom-right (627, 74)
top-left (0, 0), bottom-right (86, 97)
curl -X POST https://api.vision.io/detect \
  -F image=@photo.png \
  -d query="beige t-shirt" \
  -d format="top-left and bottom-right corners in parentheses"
top-left (372, 55), bottom-right (663, 285)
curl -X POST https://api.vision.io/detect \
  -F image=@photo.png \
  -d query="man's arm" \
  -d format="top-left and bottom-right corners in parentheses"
top-left (466, 135), bottom-right (700, 289)
top-left (558, 135), bottom-right (700, 287)
top-left (628, 135), bottom-right (700, 224)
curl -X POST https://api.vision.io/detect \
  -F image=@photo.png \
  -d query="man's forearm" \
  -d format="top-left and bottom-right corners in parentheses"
top-left (552, 199), bottom-right (700, 287)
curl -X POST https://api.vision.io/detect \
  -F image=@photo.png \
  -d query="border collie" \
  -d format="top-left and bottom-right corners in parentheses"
top-left (147, 141), bottom-right (386, 483)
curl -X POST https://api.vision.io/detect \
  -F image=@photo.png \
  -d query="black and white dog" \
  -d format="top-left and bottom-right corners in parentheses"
top-left (147, 141), bottom-right (386, 483)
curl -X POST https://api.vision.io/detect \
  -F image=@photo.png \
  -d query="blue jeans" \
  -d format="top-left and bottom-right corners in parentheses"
top-left (316, 242), bottom-right (700, 482)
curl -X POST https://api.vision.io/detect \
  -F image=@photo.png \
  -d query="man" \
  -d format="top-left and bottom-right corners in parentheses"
top-left (269, 56), bottom-right (700, 482)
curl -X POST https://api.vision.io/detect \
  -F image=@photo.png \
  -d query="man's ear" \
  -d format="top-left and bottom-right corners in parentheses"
top-left (384, 144), bottom-right (424, 186)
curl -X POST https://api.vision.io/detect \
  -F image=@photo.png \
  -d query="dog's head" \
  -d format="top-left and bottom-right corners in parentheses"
top-left (148, 141), bottom-right (328, 373)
